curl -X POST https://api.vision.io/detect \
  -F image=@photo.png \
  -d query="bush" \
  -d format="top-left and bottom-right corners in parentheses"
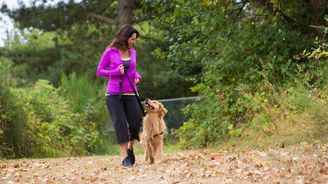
top-left (59, 72), bottom-right (117, 155)
top-left (0, 69), bottom-right (99, 158)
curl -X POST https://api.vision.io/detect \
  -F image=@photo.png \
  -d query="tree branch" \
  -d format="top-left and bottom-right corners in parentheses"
top-left (230, 0), bottom-right (249, 21)
top-left (87, 12), bottom-right (116, 24)
top-left (250, 0), bottom-right (325, 35)
top-left (273, 5), bottom-right (325, 34)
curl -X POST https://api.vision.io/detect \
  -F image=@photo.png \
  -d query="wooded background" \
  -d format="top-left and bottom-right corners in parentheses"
top-left (0, 0), bottom-right (327, 159)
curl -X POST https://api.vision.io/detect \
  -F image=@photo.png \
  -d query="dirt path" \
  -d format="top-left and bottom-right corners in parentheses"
top-left (1, 142), bottom-right (328, 184)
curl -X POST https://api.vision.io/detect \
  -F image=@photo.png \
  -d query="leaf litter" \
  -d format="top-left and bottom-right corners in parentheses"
top-left (0, 142), bottom-right (327, 184)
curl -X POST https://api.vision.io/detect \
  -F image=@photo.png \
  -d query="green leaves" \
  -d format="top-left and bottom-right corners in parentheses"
top-left (0, 77), bottom-right (99, 158)
top-left (59, 72), bottom-right (97, 113)
top-left (146, 0), bottom-right (325, 148)
top-left (1, 0), bottom-right (327, 152)
top-left (228, 124), bottom-right (242, 138)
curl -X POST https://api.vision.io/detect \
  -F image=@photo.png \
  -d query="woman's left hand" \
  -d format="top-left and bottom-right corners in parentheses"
top-left (135, 78), bottom-right (140, 84)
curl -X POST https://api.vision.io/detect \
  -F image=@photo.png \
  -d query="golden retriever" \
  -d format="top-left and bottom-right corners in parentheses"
top-left (140, 98), bottom-right (167, 164)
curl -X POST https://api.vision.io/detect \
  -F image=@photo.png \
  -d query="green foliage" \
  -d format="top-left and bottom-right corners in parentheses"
top-left (228, 124), bottom-right (242, 138)
top-left (2, 0), bottom-right (192, 99)
top-left (4, 28), bottom-right (61, 85)
top-left (0, 67), bottom-right (99, 158)
top-left (1, 1), bottom-right (117, 31)
top-left (286, 79), bottom-right (328, 136)
top-left (59, 72), bottom-right (119, 155)
top-left (59, 72), bottom-right (97, 113)
top-left (0, 58), bottom-right (26, 158)
top-left (0, 57), bottom-right (17, 87)
top-left (1, 0), bottom-right (327, 154)
top-left (145, 0), bottom-right (326, 148)
top-left (133, 21), bottom-right (196, 99)
top-left (12, 79), bottom-right (99, 157)
top-left (287, 84), bottom-right (312, 111)
top-left (178, 93), bottom-right (229, 148)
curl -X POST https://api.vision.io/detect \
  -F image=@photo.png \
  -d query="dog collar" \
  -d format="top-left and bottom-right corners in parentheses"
top-left (153, 132), bottom-right (164, 138)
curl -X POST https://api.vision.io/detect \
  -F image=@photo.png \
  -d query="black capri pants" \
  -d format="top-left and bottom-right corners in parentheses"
top-left (105, 95), bottom-right (143, 144)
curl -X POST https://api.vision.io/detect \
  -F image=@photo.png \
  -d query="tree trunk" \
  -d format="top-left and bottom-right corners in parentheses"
top-left (118, 0), bottom-right (136, 27)
top-left (309, 0), bottom-right (327, 25)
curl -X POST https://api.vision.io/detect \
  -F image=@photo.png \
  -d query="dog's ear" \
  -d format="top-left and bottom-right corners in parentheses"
top-left (159, 103), bottom-right (168, 117)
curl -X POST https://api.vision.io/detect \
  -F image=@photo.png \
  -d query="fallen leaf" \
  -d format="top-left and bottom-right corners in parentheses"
top-left (320, 167), bottom-right (328, 175)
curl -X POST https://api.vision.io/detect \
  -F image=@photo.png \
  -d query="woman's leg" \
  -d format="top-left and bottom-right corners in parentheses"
top-left (128, 141), bottom-right (134, 149)
top-left (123, 96), bottom-right (143, 165)
top-left (105, 95), bottom-right (130, 160)
top-left (123, 96), bottom-right (143, 143)
top-left (119, 143), bottom-right (128, 158)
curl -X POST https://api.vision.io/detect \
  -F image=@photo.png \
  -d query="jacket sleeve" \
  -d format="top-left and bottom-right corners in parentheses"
top-left (96, 49), bottom-right (122, 78)
top-left (134, 71), bottom-right (142, 80)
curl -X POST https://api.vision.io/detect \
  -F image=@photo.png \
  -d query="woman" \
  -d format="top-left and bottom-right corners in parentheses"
top-left (96, 25), bottom-right (142, 167)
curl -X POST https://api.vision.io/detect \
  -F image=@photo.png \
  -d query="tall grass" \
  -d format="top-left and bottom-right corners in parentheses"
top-left (59, 72), bottom-right (119, 155)
top-left (223, 77), bottom-right (328, 150)
top-left (59, 72), bottom-right (97, 113)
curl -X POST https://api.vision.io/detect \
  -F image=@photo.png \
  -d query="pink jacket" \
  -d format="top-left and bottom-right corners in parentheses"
top-left (96, 47), bottom-right (141, 94)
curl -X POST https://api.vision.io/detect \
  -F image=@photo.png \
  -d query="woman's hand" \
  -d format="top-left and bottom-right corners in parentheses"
top-left (118, 64), bottom-right (124, 74)
top-left (135, 78), bottom-right (140, 84)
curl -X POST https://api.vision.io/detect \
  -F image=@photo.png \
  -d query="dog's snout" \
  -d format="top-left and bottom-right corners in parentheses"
top-left (145, 98), bottom-right (150, 103)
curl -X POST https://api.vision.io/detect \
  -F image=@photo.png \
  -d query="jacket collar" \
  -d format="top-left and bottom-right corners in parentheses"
top-left (110, 47), bottom-right (135, 53)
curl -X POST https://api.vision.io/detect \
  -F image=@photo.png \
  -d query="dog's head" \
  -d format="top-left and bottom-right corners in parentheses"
top-left (144, 98), bottom-right (168, 117)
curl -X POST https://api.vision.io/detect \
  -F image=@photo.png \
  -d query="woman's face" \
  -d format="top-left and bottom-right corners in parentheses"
top-left (127, 33), bottom-right (137, 48)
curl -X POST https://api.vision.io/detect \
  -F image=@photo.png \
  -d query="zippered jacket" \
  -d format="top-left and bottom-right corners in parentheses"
top-left (96, 47), bottom-right (141, 94)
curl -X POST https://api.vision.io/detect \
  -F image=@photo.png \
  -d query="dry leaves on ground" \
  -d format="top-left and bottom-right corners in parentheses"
top-left (1, 142), bottom-right (327, 184)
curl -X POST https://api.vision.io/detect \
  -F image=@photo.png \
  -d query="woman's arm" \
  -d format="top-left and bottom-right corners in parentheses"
top-left (96, 49), bottom-right (123, 78)
top-left (134, 71), bottom-right (142, 84)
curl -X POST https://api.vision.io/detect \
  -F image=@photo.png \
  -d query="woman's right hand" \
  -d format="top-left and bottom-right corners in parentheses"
top-left (118, 64), bottom-right (124, 74)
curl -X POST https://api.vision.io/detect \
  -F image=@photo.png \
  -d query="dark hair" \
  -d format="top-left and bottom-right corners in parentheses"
top-left (108, 25), bottom-right (139, 50)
